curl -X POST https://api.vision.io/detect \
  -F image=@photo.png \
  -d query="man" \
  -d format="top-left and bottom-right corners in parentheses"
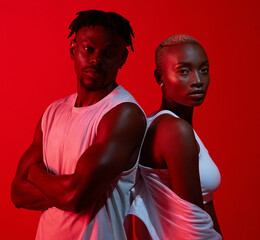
top-left (11, 10), bottom-right (146, 239)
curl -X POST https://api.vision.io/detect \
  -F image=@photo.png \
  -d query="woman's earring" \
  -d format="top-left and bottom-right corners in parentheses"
top-left (160, 82), bottom-right (164, 87)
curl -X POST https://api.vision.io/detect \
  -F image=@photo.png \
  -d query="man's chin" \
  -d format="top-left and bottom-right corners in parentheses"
top-left (80, 78), bottom-right (101, 91)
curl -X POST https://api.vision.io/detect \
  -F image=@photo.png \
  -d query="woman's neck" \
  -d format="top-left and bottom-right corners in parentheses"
top-left (159, 99), bottom-right (194, 126)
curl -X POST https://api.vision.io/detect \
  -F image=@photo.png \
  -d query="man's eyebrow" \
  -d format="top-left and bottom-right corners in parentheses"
top-left (80, 40), bottom-right (91, 44)
top-left (106, 43), bottom-right (119, 48)
top-left (80, 41), bottom-right (118, 48)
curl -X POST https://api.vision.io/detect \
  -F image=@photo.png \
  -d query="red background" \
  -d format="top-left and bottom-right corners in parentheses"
top-left (1, 0), bottom-right (259, 239)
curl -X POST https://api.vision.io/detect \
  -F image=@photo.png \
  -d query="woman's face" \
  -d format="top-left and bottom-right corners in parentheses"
top-left (159, 42), bottom-right (210, 107)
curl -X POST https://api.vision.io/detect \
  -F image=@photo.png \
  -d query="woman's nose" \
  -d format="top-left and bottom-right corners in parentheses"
top-left (190, 72), bottom-right (203, 87)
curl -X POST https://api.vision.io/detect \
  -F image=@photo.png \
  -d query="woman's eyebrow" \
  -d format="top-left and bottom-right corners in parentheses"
top-left (175, 62), bottom-right (192, 67)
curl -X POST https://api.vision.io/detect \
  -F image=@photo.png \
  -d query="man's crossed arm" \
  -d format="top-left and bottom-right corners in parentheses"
top-left (11, 103), bottom-right (146, 213)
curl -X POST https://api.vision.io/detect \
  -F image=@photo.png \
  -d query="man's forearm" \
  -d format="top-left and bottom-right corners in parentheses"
top-left (11, 177), bottom-right (53, 211)
top-left (27, 163), bottom-right (78, 212)
top-left (27, 161), bottom-right (107, 213)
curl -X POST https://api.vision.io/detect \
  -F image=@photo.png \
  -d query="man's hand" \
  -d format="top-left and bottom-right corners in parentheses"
top-left (27, 162), bottom-right (43, 184)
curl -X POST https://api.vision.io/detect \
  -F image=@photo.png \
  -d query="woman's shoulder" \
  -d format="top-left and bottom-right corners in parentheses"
top-left (141, 110), bottom-right (199, 170)
top-left (146, 113), bottom-right (197, 161)
top-left (150, 113), bottom-right (194, 141)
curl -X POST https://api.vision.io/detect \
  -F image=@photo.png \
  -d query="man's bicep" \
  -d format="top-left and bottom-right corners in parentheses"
top-left (95, 103), bottom-right (146, 168)
top-left (71, 103), bottom-right (146, 210)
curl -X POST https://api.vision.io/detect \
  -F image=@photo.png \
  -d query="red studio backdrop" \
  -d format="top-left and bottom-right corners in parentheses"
top-left (1, 0), bottom-right (259, 239)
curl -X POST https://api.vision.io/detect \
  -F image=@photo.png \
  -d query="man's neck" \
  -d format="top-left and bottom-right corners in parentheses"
top-left (75, 82), bottom-right (118, 107)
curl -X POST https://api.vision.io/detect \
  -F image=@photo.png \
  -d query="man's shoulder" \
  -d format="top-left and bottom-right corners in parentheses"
top-left (51, 93), bottom-right (76, 105)
top-left (109, 86), bottom-right (137, 104)
top-left (106, 86), bottom-right (145, 118)
top-left (42, 93), bottom-right (76, 123)
top-left (46, 93), bottom-right (76, 110)
top-left (102, 102), bottom-right (146, 131)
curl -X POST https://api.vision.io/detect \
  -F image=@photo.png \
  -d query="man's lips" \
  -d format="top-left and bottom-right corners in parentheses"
top-left (83, 67), bottom-right (104, 78)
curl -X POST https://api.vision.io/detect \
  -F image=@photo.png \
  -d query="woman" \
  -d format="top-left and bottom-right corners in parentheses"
top-left (127, 35), bottom-right (222, 240)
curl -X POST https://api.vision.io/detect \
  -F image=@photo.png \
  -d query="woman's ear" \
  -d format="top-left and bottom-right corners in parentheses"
top-left (70, 39), bottom-right (76, 60)
top-left (119, 48), bottom-right (129, 69)
top-left (154, 69), bottom-right (163, 86)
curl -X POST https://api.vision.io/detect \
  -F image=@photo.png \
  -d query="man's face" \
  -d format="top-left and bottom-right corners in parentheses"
top-left (71, 25), bottom-right (128, 91)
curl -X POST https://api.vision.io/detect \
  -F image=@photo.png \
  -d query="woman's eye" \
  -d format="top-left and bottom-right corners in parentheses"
top-left (200, 67), bottom-right (209, 73)
top-left (178, 69), bottom-right (190, 75)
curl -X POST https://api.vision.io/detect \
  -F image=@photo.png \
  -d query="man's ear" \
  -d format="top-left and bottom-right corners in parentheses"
top-left (119, 48), bottom-right (129, 69)
top-left (154, 69), bottom-right (163, 86)
top-left (70, 39), bottom-right (76, 60)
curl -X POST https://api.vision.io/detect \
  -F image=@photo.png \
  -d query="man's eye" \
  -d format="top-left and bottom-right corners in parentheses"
top-left (83, 46), bottom-right (94, 53)
top-left (106, 50), bottom-right (115, 58)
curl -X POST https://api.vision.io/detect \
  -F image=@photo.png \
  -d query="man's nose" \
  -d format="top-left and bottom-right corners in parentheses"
top-left (89, 52), bottom-right (103, 65)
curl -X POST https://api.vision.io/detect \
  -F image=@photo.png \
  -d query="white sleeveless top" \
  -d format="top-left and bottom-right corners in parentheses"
top-left (36, 86), bottom-right (144, 240)
top-left (147, 110), bottom-right (221, 203)
top-left (125, 110), bottom-right (222, 240)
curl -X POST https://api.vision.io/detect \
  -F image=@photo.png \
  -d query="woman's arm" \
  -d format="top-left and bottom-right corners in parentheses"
top-left (152, 115), bottom-right (204, 209)
top-left (205, 200), bottom-right (222, 235)
top-left (153, 115), bottom-right (222, 235)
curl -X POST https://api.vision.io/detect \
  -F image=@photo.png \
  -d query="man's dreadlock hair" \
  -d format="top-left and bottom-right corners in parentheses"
top-left (68, 10), bottom-right (135, 52)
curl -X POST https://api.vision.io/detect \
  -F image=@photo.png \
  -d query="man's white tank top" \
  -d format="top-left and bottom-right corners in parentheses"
top-left (36, 86), bottom-right (144, 240)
